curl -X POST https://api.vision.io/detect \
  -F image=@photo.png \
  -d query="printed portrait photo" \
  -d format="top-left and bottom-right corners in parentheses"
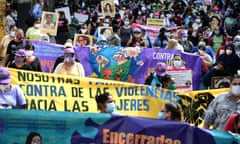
top-left (40, 11), bottom-right (59, 36)
top-left (101, 0), bottom-right (115, 17)
top-left (74, 34), bottom-right (93, 46)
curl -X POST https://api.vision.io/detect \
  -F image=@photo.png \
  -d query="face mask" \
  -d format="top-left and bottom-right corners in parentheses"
top-left (106, 102), bottom-right (115, 113)
top-left (61, 15), bottom-right (65, 19)
top-left (164, 32), bottom-right (170, 37)
top-left (11, 13), bottom-right (17, 18)
top-left (226, 49), bottom-right (232, 55)
top-left (173, 60), bottom-right (181, 67)
top-left (160, 15), bottom-right (165, 18)
top-left (167, 14), bottom-right (172, 18)
top-left (182, 37), bottom-right (187, 41)
top-left (138, 11), bottom-right (141, 15)
top-left (14, 57), bottom-right (23, 63)
top-left (10, 31), bottom-right (16, 37)
top-left (199, 50), bottom-right (204, 55)
top-left (0, 85), bottom-right (9, 92)
top-left (26, 50), bottom-right (34, 57)
top-left (103, 23), bottom-right (109, 27)
top-left (231, 85), bottom-right (240, 96)
top-left (158, 112), bottom-right (165, 120)
top-left (16, 35), bottom-right (22, 40)
top-left (168, 83), bottom-right (176, 90)
top-left (34, 24), bottom-right (41, 29)
top-left (134, 33), bottom-right (141, 38)
top-left (195, 19), bottom-right (201, 24)
top-left (81, 29), bottom-right (87, 34)
top-left (124, 21), bottom-right (129, 25)
top-left (215, 31), bottom-right (220, 35)
top-left (65, 56), bottom-right (75, 63)
top-left (154, 16), bottom-right (159, 19)
top-left (235, 41), bottom-right (240, 47)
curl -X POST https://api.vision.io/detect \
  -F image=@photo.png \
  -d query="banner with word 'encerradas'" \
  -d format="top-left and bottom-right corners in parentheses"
top-left (9, 68), bottom-right (179, 118)
top-left (1, 110), bottom-right (237, 144)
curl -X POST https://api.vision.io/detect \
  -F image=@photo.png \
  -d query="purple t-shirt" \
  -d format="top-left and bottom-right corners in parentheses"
top-left (0, 85), bottom-right (26, 108)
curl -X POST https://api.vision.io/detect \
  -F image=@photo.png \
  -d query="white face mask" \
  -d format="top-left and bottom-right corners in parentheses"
top-left (0, 85), bottom-right (9, 92)
top-left (26, 50), bottom-right (34, 57)
top-left (226, 49), bottom-right (232, 55)
top-left (81, 29), bottom-right (87, 34)
top-left (231, 85), bottom-right (240, 96)
top-left (199, 50), bottom-right (204, 55)
top-left (164, 32), bottom-right (170, 37)
top-left (34, 24), bottom-right (41, 29)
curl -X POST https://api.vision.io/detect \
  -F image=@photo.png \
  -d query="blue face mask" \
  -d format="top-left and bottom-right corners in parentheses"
top-left (195, 19), bottom-right (201, 24)
top-left (158, 112), bottom-right (165, 120)
top-left (236, 41), bottom-right (240, 47)
top-left (103, 23), bottom-right (109, 27)
top-left (14, 57), bottom-right (22, 63)
top-left (11, 13), bottom-right (17, 18)
top-left (106, 102), bottom-right (115, 113)
top-left (173, 60), bottom-right (182, 67)
top-left (215, 31), bottom-right (220, 35)
top-left (162, 40), bottom-right (168, 48)
top-left (124, 21), bottom-right (129, 25)
top-left (65, 56), bottom-right (75, 62)
top-left (182, 37), bottom-right (188, 41)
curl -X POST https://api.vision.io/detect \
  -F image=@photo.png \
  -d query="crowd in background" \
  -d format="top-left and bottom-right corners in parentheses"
top-left (2, 0), bottom-right (240, 135)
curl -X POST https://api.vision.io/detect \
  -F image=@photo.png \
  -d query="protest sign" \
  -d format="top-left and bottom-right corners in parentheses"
top-left (40, 11), bottom-right (59, 36)
top-left (147, 18), bottom-right (164, 27)
top-left (55, 7), bottom-right (71, 24)
top-left (1, 110), bottom-right (238, 144)
top-left (74, 12), bottom-right (88, 24)
top-left (0, 0), bottom-right (5, 40)
top-left (9, 68), bottom-right (229, 127)
top-left (101, 0), bottom-right (116, 17)
top-left (74, 34), bottom-right (93, 46)
top-left (167, 69), bottom-right (193, 91)
top-left (31, 41), bottom-right (202, 90)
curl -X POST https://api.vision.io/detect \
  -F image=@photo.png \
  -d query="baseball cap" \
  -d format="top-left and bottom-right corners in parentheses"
top-left (133, 28), bottom-right (141, 33)
top-left (64, 42), bottom-right (73, 49)
top-left (234, 35), bottom-right (240, 41)
top-left (64, 48), bottom-right (75, 54)
top-left (180, 30), bottom-right (188, 37)
top-left (155, 62), bottom-right (167, 76)
top-left (15, 49), bottom-right (26, 57)
top-left (0, 68), bottom-right (10, 84)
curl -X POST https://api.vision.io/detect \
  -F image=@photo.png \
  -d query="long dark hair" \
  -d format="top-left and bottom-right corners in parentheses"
top-left (26, 132), bottom-right (42, 144)
top-left (165, 103), bottom-right (183, 121)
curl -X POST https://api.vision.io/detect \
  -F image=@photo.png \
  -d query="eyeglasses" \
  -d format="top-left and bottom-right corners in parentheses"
top-left (160, 110), bottom-right (167, 112)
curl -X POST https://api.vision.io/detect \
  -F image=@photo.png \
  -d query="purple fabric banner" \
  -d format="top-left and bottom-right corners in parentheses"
top-left (133, 49), bottom-right (202, 90)
top-left (32, 41), bottom-right (201, 90)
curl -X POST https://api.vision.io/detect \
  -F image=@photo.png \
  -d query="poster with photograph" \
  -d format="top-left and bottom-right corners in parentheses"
top-left (73, 34), bottom-right (93, 47)
top-left (55, 7), bottom-right (71, 24)
top-left (211, 76), bottom-right (231, 89)
top-left (167, 69), bottom-right (193, 91)
top-left (101, 0), bottom-right (116, 17)
top-left (98, 27), bottom-right (113, 40)
top-left (40, 11), bottom-right (59, 36)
